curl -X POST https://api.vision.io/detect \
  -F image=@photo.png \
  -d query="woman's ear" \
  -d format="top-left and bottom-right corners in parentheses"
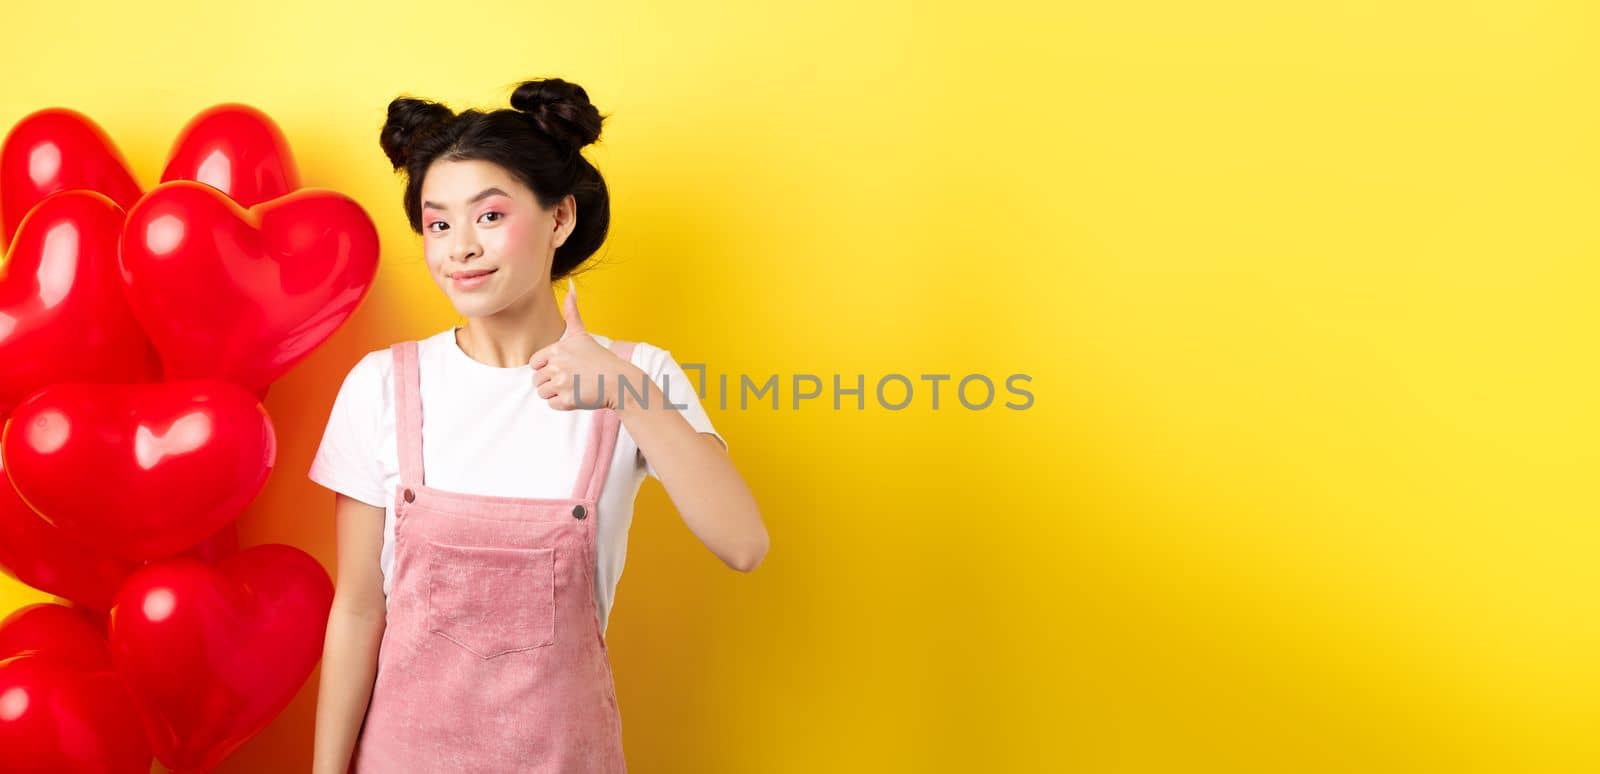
top-left (551, 193), bottom-right (578, 249)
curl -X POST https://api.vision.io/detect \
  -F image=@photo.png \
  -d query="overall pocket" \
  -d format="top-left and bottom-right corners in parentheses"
top-left (425, 540), bottom-right (556, 658)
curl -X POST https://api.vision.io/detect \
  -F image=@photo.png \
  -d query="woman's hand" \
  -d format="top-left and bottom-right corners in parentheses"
top-left (530, 279), bottom-right (643, 411)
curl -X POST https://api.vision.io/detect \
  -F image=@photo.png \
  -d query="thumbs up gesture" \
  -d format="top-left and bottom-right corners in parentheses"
top-left (530, 279), bottom-right (640, 411)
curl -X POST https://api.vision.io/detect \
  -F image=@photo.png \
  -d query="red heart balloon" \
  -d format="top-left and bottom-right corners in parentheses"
top-left (1, 441), bottom-right (241, 610)
top-left (0, 379), bottom-right (276, 560)
top-left (0, 604), bottom-right (153, 774)
top-left (0, 189), bottom-right (160, 417)
top-left (108, 544), bottom-right (332, 772)
top-left (0, 108), bottom-right (143, 251)
top-left (162, 103), bottom-right (301, 208)
top-left (119, 180), bottom-right (379, 393)
top-left (0, 450), bottom-right (141, 610)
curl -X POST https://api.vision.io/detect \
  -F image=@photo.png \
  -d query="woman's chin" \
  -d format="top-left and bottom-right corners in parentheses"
top-left (449, 297), bottom-right (499, 318)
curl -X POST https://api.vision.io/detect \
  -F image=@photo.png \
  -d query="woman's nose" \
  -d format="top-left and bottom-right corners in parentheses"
top-left (451, 235), bottom-right (482, 262)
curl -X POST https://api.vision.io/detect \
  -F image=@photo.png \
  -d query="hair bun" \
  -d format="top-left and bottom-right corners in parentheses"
top-left (380, 97), bottom-right (454, 170)
top-left (510, 78), bottom-right (604, 153)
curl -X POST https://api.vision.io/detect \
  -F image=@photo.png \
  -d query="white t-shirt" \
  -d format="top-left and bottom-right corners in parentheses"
top-left (307, 327), bottom-right (726, 634)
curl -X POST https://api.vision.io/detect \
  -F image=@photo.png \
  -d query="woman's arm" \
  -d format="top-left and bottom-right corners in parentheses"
top-left (528, 283), bottom-right (767, 572)
top-left (312, 493), bottom-right (389, 774)
top-left (615, 367), bottom-right (768, 572)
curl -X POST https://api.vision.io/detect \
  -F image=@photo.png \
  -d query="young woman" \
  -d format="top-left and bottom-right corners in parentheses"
top-left (307, 77), bottom-right (767, 773)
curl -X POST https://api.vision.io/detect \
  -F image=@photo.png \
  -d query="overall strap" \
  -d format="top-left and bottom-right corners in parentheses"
top-left (571, 340), bottom-right (638, 501)
top-left (390, 341), bottom-right (425, 488)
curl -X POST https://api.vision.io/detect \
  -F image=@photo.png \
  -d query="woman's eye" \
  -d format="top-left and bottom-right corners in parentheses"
top-left (426, 212), bottom-right (498, 231)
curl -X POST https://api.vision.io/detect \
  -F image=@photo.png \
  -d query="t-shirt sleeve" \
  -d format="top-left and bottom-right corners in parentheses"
top-left (631, 343), bottom-right (728, 481)
top-left (307, 351), bottom-right (387, 508)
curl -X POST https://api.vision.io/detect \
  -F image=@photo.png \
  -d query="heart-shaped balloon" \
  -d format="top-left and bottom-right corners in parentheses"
top-left (0, 450), bottom-right (141, 610)
top-left (0, 443), bottom-right (242, 610)
top-left (0, 108), bottom-right (143, 251)
top-left (108, 544), bottom-right (333, 772)
top-left (0, 604), bottom-right (153, 774)
top-left (1, 379), bottom-right (276, 560)
top-left (161, 103), bottom-right (301, 208)
top-left (119, 180), bottom-right (379, 393)
top-left (0, 189), bottom-right (160, 417)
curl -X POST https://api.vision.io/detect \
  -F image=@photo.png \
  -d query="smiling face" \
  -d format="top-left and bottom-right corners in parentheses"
top-left (418, 157), bottom-right (575, 319)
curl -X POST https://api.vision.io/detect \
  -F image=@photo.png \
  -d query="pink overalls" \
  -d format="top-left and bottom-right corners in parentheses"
top-left (349, 338), bottom-right (632, 773)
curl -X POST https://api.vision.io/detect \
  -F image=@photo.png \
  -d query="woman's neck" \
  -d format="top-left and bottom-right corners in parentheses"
top-left (455, 290), bottom-right (567, 368)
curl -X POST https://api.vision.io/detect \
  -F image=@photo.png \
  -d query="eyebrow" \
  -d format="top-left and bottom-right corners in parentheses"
top-left (422, 187), bottom-right (510, 211)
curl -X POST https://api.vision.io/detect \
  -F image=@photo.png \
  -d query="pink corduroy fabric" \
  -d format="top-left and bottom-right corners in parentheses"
top-left (349, 338), bottom-right (632, 773)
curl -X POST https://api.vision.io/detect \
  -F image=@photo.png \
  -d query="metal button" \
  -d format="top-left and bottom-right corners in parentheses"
top-left (572, 504), bottom-right (587, 520)
top-left (403, 488), bottom-right (416, 503)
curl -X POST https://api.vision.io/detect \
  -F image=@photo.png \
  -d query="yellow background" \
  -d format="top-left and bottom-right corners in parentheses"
top-left (2, 0), bottom-right (1598, 771)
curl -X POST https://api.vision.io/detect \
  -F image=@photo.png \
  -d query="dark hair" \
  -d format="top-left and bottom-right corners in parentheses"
top-left (379, 78), bottom-right (610, 280)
